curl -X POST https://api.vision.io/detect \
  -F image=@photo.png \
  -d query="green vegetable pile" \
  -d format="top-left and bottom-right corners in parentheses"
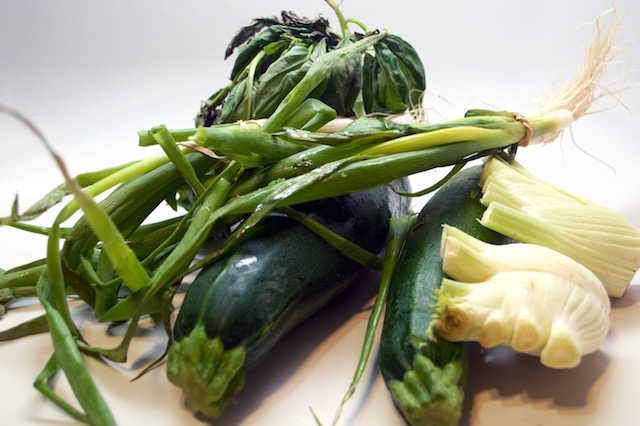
top-left (1, 2), bottom-right (638, 425)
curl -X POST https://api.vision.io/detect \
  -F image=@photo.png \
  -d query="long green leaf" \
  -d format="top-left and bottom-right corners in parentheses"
top-left (280, 206), bottom-right (384, 270)
top-left (78, 174), bottom-right (233, 361)
top-left (37, 276), bottom-right (117, 426)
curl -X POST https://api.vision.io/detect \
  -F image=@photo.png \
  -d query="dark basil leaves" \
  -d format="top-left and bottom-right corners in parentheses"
top-left (196, 11), bottom-right (425, 127)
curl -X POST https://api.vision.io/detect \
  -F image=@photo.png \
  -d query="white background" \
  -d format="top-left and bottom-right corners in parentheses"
top-left (1, 1), bottom-right (639, 425)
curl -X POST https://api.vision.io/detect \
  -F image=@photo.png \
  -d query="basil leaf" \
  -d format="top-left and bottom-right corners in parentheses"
top-left (362, 34), bottom-right (426, 114)
top-left (216, 78), bottom-right (249, 123)
top-left (253, 44), bottom-right (316, 118)
top-left (317, 48), bottom-right (362, 116)
top-left (224, 16), bottom-right (281, 59)
top-left (230, 25), bottom-right (290, 80)
top-left (381, 34), bottom-right (426, 109)
top-left (362, 52), bottom-right (383, 113)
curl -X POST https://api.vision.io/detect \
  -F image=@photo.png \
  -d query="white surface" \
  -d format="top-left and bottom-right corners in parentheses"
top-left (1, 1), bottom-right (640, 425)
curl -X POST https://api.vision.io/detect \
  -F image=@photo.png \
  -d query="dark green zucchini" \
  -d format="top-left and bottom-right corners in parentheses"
top-left (378, 165), bottom-right (510, 426)
top-left (167, 181), bottom-right (410, 418)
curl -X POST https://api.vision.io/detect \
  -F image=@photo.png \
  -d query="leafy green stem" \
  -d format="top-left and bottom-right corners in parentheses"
top-left (279, 206), bottom-right (384, 270)
top-left (331, 214), bottom-right (415, 425)
top-left (325, 0), bottom-right (351, 38)
top-left (244, 49), bottom-right (266, 120)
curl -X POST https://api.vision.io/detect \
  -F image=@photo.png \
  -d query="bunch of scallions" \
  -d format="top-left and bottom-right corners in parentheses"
top-left (0, 1), bottom-right (638, 425)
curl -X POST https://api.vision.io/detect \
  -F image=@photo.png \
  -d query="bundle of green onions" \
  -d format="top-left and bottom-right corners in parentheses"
top-left (0, 1), bottom-right (637, 425)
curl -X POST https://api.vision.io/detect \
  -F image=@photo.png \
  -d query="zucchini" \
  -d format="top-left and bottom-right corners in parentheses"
top-left (167, 181), bottom-right (410, 418)
top-left (378, 165), bottom-right (510, 426)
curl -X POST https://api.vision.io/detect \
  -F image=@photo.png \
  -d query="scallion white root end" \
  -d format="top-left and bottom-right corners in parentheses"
top-left (531, 8), bottom-right (626, 145)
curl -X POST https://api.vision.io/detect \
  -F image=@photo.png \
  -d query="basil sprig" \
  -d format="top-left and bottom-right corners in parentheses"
top-left (196, 10), bottom-right (425, 127)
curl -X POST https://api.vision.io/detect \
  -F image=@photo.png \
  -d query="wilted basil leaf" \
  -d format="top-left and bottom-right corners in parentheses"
top-left (224, 16), bottom-right (281, 59)
top-left (229, 25), bottom-right (291, 80)
top-left (362, 34), bottom-right (425, 114)
top-left (198, 10), bottom-right (425, 128)
top-left (382, 34), bottom-right (425, 99)
top-left (316, 47), bottom-right (362, 116)
top-left (227, 11), bottom-right (339, 81)
top-left (215, 78), bottom-right (250, 123)
top-left (253, 43), bottom-right (321, 118)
